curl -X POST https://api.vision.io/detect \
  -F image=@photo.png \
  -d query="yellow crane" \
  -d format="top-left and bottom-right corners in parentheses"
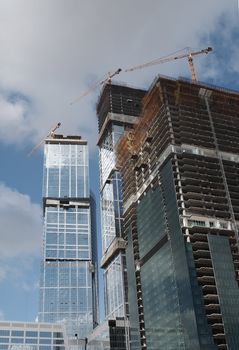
top-left (125, 46), bottom-right (213, 81)
top-left (27, 122), bottom-right (61, 157)
top-left (70, 68), bottom-right (122, 105)
top-left (70, 47), bottom-right (212, 105)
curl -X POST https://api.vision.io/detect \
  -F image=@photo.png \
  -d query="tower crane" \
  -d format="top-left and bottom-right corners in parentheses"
top-left (70, 46), bottom-right (212, 105)
top-left (70, 68), bottom-right (122, 105)
top-left (27, 122), bottom-right (61, 157)
top-left (125, 47), bottom-right (213, 81)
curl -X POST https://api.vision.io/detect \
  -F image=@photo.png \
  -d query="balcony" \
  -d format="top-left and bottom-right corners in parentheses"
top-left (204, 294), bottom-right (219, 303)
top-left (196, 267), bottom-right (214, 276)
top-left (202, 285), bottom-right (217, 293)
top-left (195, 258), bottom-right (212, 267)
top-left (192, 241), bottom-right (209, 250)
top-left (217, 344), bottom-right (227, 350)
top-left (211, 323), bottom-right (224, 333)
top-left (207, 313), bottom-right (222, 322)
top-left (213, 333), bottom-right (226, 340)
top-left (197, 276), bottom-right (215, 284)
top-left (205, 304), bottom-right (220, 313)
top-left (193, 249), bottom-right (211, 259)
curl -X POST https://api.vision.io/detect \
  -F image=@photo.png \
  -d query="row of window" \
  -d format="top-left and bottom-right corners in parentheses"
top-left (46, 234), bottom-right (89, 246)
top-left (187, 219), bottom-right (229, 229)
top-left (0, 338), bottom-right (63, 344)
top-left (0, 346), bottom-right (64, 350)
top-left (45, 250), bottom-right (89, 259)
top-left (46, 212), bottom-right (89, 225)
top-left (0, 331), bottom-right (63, 338)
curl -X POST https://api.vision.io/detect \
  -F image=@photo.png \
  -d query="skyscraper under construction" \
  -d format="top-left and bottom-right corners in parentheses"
top-left (117, 76), bottom-right (239, 350)
top-left (96, 82), bottom-right (146, 323)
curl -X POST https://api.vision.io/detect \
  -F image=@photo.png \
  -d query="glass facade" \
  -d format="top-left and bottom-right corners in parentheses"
top-left (101, 173), bottom-right (123, 253)
top-left (43, 142), bottom-right (89, 198)
top-left (99, 124), bottom-right (126, 319)
top-left (0, 321), bottom-right (66, 350)
top-left (43, 206), bottom-right (91, 260)
top-left (86, 319), bottom-right (128, 350)
top-left (104, 254), bottom-right (125, 318)
top-left (97, 83), bottom-right (145, 347)
top-left (39, 137), bottom-right (98, 341)
top-left (208, 235), bottom-right (239, 349)
top-left (125, 227), bottom-right (140, 350)
top-left (137, 185), bottom-right (187, 349)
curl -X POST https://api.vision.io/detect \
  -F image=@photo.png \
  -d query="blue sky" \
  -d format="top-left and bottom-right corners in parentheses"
top-left (0, 0), bottom-right (238, 322)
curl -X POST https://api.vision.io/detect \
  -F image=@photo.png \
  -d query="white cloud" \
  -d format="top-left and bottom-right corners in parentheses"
top-left (0, 183), bottom-right (42, 258)
top-left (0, 0), bottom-right (237, 149)
top-left (0, 93), bottom-right (38, 145)
top-left (0, 183), bottom-right (41, 292)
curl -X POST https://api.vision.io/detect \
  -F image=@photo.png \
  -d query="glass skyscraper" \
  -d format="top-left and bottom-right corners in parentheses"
top-left (96, 83), bottom-right (146, 321)
top-left (39, 135), bottom-right (98, 342)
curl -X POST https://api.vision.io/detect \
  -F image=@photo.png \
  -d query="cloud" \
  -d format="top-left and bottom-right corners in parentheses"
top-left (0, 92), bottom-right (38, 145)
top-left (0, 183), bottom-right (42, 258)
top-left (0, 183), bottom-right (41, 292)
top-left (0, 0), bottom-right (237, 150)
top-left (199, 13), bottom-right (239, 86)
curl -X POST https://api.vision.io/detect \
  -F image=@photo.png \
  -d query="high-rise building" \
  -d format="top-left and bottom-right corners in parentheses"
top-left (96, 83), bottom-right (146, 321)
top-left (0, 320), bottom-right (66, 350)
top-left (117, 76), bottom-right (239, 350)
top-left (39, 135), bottom-right (98, 341)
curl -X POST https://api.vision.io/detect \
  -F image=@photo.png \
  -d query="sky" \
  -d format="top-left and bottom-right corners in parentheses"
top-left (0, 0), bottom-right (238, 322)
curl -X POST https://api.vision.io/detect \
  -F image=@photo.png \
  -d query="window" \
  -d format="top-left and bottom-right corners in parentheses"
top-left (188, 220), bottom-right (206, 227)
top-left (40, 332), bottom-right (51, 338)
top-left (11, 338), bottom-right (24, 343)
top-left (219, 221), bottom-right (228, 229)
top-left (26, 331), bottom-right (38, 337)
top-left (0, 331), bottom-right (9, 337)
top-left (11, 331), bottom-right (24, 337)
top-left (53, 333), bottom-right (63, 338)
top-left (39, 338), bottom-right (51, 344)
top-left (26, 338), bottom-right (38, 344)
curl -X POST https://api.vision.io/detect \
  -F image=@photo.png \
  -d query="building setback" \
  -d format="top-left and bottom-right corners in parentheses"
top-left (117, 76), bottom-right (239, 350)
top-left (38, 135), bottom-right (98, 342)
